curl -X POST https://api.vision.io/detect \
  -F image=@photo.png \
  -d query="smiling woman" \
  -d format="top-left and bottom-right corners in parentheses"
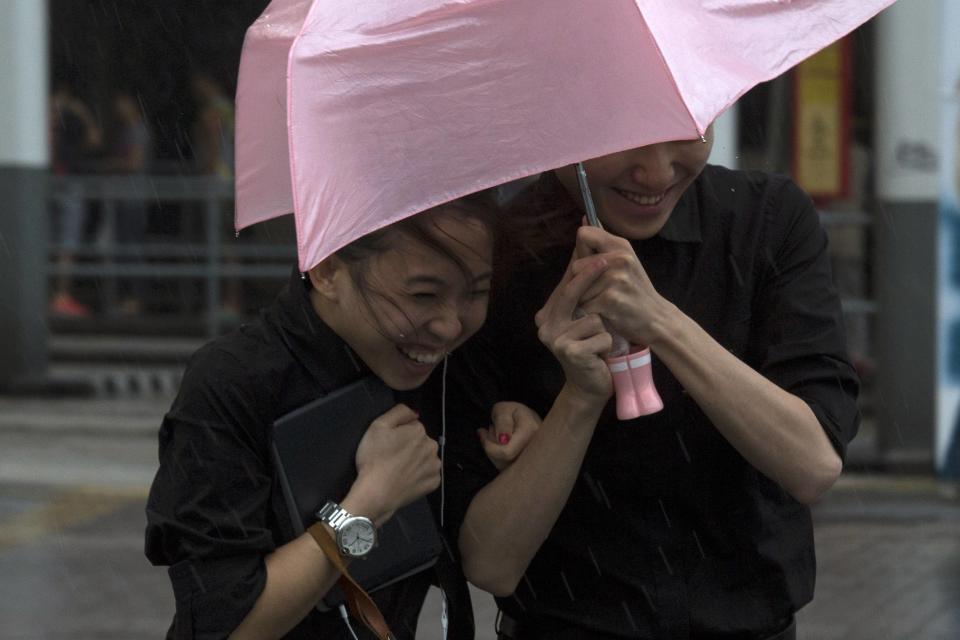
top-left (144, 189), bottom-right (501, 640)
top-left (312, 192), bottom-right (497, 391)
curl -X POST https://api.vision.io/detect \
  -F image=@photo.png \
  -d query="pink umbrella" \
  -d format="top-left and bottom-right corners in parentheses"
top-left (235, 0), bottom-right (895, 272)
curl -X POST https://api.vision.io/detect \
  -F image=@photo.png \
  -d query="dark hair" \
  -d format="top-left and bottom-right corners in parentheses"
top-left (337, 189), bottom-right (498, 267)
top-left (333, 188), bottom-right (500, 335)
top-left (496, 172), bottom-right (581, 271)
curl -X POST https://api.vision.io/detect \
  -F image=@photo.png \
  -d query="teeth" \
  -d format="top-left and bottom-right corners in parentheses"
top-left (399, 347), bottom-right (444, 364)
top-left (618, 189), bottom-right (664, 206)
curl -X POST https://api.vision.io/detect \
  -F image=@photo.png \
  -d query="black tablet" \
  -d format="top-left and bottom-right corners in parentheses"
top-left (271, 376), bottom-right (443, 610)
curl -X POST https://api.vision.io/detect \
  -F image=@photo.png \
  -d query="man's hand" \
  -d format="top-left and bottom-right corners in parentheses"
top-left (535, 251), bottom-right (614, 400)
top-left (571, 226), bottom-right (673, 349)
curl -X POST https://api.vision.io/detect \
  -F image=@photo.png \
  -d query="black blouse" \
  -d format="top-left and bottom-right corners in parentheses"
top-left (439, 166), bottom-right (860, 639)
top-left (145, 270), bottom-right (474, 639)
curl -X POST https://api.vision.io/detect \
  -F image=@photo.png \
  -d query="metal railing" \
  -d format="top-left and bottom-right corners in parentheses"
top-left (48, 175), bottom-right (878, 337)
top-left (48, 174), bottom-right (296, 337)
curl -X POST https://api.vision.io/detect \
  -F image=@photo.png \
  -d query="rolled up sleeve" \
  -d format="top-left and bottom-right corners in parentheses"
top-left (751, 181), bottom-right (860, 460)
top-left (145, 348), bottom-right (277, 638)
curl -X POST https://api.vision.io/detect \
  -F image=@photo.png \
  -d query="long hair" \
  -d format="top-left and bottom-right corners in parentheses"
top-left (496, 172), bottom-right (582, 276)
top-left (332, 189), bottom-right (501, 337)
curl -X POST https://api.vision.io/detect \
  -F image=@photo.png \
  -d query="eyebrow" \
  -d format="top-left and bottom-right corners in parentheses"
top-left (406, 271), bottom-right (493, 286)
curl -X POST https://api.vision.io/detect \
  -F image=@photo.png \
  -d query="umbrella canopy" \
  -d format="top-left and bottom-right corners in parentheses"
top-left (235, 0), bottom-right (895, 271)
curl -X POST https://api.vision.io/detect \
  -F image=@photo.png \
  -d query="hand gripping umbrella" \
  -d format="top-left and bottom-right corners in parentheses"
top-left (235, 0), bottom-right (895, 417)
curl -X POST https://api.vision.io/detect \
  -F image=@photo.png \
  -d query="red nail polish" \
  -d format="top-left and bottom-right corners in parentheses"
top-left (498, 433), bottom-right (510, 445)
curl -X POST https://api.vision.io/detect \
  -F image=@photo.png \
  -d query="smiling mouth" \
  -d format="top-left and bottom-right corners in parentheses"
top-left (614, 187), bottom-right (666, 206)
top-left (398, 345), bottom-right (445, 365)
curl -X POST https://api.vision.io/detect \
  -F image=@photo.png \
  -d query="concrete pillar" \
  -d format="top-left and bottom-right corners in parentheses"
top-left (0, 0), bottom-right (49, 390)
top-left (710, 103), bottom-right (739, 170)
top-left (873, 0), bottom-right (941, 470)
top-left (936, 2), bottom-right (960, 481)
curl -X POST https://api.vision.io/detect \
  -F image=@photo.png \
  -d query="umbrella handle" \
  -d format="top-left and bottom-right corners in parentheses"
top-left (575, 163), bottom-right (663, 420)
top-left (606, 348), bottom-right (663, 419)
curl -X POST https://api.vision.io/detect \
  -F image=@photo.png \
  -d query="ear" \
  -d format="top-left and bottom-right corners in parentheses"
top-left (306, 257), bottom-right (344, 301)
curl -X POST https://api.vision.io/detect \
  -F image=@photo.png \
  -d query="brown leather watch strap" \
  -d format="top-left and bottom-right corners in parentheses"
top-left (307, 522), bottom-right (394, 640)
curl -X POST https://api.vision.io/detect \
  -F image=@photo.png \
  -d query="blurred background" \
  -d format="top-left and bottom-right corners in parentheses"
top-left (0, 1), bottom-right (958, 638)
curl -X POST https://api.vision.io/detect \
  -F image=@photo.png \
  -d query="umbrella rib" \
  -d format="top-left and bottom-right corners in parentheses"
top-left (628, 1), bottom-right (703, 137)
top-left (285, 4), bottom-right (319, 271)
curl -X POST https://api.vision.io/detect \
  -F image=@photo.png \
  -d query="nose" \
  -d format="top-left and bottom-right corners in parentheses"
top-left (627, 142), bottom-right (675, 190)
top-left (426, 305), bottom-right (463, 342)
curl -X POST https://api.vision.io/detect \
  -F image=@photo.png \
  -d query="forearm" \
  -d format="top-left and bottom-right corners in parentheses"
top-left (459, 385), bottom-right (604, 596)
top-left (229, 531), bottom-right (342, 640)
top-left (229, 492), bottom-right (385, 639)
top-left (649, 303), bottom-right (842, 504)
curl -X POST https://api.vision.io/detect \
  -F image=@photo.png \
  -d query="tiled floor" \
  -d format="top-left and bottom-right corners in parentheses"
top-left (797, 477), bottom-right (960, 640)
top-left (0, 397), bottom-right (957, 640)
top-left (0, 475), bottom-right (957, 639)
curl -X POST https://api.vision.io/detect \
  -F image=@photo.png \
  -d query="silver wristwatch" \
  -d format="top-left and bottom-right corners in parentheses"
top-left (316, 500), bottom-right (377, 558)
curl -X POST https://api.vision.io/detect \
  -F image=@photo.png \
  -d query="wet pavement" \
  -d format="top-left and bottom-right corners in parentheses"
top-left (0, 394), bottom-right (958, 639)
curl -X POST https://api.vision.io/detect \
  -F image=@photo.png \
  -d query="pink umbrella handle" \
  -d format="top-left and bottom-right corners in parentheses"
top-left (606, 347), bottom-right (663, 420)
top-left (576, 163), bottom-right (663, 420)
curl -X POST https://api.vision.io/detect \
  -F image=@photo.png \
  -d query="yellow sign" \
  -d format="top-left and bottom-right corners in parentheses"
top-left (794, 40), bottom-right (848, 199)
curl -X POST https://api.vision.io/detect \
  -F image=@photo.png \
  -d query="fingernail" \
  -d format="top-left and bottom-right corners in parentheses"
top-left (498, 433), bottom-right (510, 445)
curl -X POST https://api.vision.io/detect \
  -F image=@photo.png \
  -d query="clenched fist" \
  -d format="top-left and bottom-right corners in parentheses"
top-left (347, 404), bottom-right (441, 526)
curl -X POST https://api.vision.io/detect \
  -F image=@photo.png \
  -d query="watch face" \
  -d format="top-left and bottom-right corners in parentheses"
top-left (338, 517), bottom-right (376, 557)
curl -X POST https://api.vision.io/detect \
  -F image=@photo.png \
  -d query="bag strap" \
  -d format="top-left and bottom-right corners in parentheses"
top-left (307, 522), bottom-right (395, 640)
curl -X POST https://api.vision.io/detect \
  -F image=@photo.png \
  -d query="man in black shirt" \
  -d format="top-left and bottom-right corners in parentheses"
top-left (440, 131), bottom-right (859, 639)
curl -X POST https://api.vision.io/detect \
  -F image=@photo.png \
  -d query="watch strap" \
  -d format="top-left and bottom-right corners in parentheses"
top-left (307, 522), bottom-right (394, 640)
top-left (317, 501), bottom-right (351, 530)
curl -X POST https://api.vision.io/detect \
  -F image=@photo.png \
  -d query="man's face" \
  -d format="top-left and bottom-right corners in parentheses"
top-left (555, 126), bottom-right (714, 240)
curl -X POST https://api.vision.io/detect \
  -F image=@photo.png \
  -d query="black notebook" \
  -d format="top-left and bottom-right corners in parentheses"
top-left (271, 376), bottom-right (443, 610)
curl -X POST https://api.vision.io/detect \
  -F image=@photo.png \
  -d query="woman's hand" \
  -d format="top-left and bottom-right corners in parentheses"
top-left (571, 226), bottom-right (674, 348)
top-left (535, 255), bottom-right (614, 402)
top-left (478, 401), bottom-right (542, 471)
top-left (347, 404), bottom-right (441, 526)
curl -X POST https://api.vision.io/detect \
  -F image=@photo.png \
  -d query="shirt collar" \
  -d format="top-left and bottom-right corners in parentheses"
top-left (656, 179), bottom-right (702, 243)
top-left (270, 267), bottom-right (372, 394)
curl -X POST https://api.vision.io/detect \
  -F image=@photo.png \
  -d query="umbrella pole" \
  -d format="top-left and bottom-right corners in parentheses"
top-left (575, 162), bottom-right (603, 230)
top-left (574, 162), bottom-right (664, 420)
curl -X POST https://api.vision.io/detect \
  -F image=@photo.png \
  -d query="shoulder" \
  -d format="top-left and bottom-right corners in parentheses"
top-left (169, 323), bottom-right (291, 429)
top-left (185, 323), bottom-right (281, 380)
top-left (698, 165), bottom-right (820, 248)
top-left (699, 165), bottom-right (811, 213)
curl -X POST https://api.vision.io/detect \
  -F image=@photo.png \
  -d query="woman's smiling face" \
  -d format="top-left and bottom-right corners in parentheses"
top-left (313, 208), bottom-right (493, 391)
top-left (554, 126), bottom-right (714, 240)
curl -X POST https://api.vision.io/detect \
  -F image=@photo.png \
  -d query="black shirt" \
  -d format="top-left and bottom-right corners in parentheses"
top-left (440, 166), bottom-right (860, 639)
top-left (145, 269), bottom-right (474, 639)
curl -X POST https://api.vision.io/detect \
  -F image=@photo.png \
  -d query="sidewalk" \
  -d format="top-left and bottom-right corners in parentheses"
top-left (1, 392), bottom-right (958, 639)
top-left (0, 395), bottom-right (169, 490)
top-left (801, 476), bottom-right (960, 639)
top-left (0, 396), bottom-right (169, 436)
